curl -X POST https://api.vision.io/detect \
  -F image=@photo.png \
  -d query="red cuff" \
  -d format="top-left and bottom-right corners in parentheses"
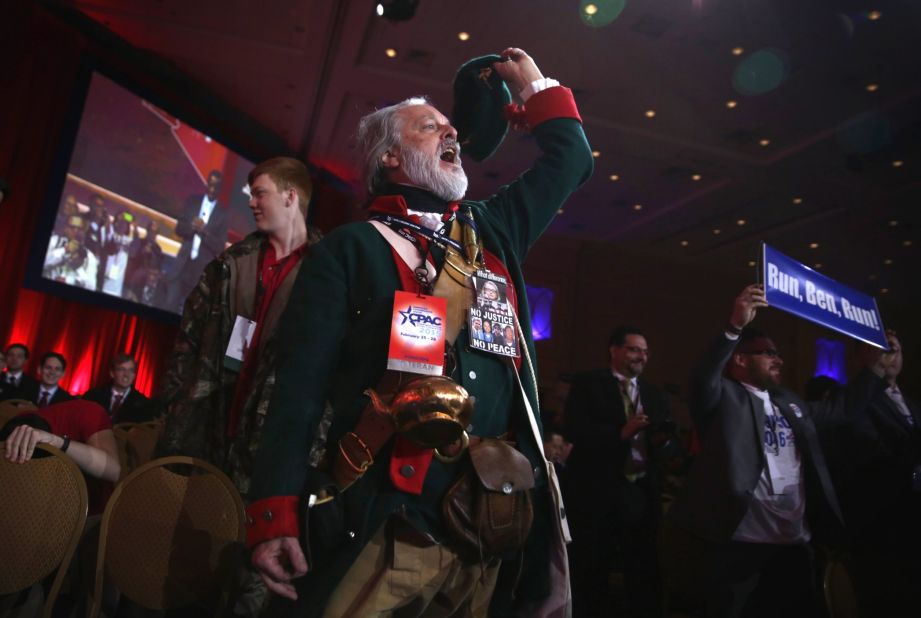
top-left (523, 87), bottom-right (582, 128)
top-left (245, 495), bottom-right (300, 548)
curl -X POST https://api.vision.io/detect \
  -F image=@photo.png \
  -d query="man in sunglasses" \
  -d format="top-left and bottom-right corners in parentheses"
top-left (668, 284), bottom-right (894, 617)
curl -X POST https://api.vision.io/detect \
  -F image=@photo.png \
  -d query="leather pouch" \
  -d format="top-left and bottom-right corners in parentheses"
top-left (442, 438), bottom-right (535, 562)
top-left (300, 470), bottom-right (346, 570)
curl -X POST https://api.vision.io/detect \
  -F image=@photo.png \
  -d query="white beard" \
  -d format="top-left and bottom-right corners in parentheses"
top-left (400, 144), bottom-right (468, 202)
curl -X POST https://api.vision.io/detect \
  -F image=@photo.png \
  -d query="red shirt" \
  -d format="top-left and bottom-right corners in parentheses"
top-left (33, 399), bottom-right (114, 514)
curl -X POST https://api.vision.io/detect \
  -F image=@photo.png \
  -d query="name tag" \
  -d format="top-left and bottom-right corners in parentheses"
top-left (224, 315), bottom-right (256, 371)
top-left (468, 270), bottom-right (519, 358)
top-left (387, 290), bottom-right (446, 376)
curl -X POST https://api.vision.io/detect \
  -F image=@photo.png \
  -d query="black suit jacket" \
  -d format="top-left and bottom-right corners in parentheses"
top-left (82, 385), bottom-right (154, 424)
top-left (830, 371), bottom-right (921, 541)
top-left (21, 382), bottom-right (74, 407)
top-left (669, 333), bottom-right (883, 544)
top-left (169, 193), bottom-right (228, 275)
top-left (563, 368), bottom-right (671, 510)
top-left (1, 372), bottom-right (39, 401)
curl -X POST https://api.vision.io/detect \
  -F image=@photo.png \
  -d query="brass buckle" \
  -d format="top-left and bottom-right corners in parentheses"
top-left (433, 431), bottom-right (470, 463)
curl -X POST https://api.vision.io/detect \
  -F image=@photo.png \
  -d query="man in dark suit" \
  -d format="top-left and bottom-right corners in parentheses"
top-left (163, 169), bottom-right (228, 311)
top-left (829, 330), bottom-right (921, 616)
top-left (22, 352), bottom-right (75, 407)
top-left (564, 326), bottom-right (672, 618)
top-left (82, 353), bottom-right (153, 424)
top-left (1, 343), bottom-right (39, 400)
top-left (667, 284), bottom-right (890, 618)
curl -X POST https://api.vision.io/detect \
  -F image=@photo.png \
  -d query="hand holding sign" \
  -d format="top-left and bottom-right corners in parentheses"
top-left (730, 284), bottom-right (769, 330)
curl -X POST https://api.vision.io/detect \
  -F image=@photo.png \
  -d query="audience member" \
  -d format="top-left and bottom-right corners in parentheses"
top-left (803, 374), bottom-right (839, 402)
top-left (82, 353), bottom-right (154, 423)
top-left (84, 193), bottom-right (112, 291)
top-left (22, 352), bottom-right (74, 408)
top-left (126, 217), bottom-right (164, 284)
top-left (0, 176), bottom-right (9, 204)
top-left (163, 169), bottom-right (229, 311)
top-left (564, 325), bottom-right (672, 618)
top-left (667, 284), bottom-right (890, 618)
top-left (42, 214), bottom-right (99, 290)
top-left (2, 343), bottom-right (38, 399)
top-left (2, 400), bottom-right (121, 514)
top-left (831, 330), bottom-right (920, 615)
top-left (101, 211), bottom-right (136, 296)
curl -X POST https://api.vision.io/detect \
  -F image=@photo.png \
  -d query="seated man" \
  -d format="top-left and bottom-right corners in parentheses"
top-left (22, 352), bottom-right (74, 408)
top-left (2, 399), bottom-right (121, 514)
top-left (2, 343), bottom-right (39, 401)
top-left (83, 353), bottom-right (153, 423)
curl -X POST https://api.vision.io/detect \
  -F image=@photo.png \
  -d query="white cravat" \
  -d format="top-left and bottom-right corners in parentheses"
top-left (191, 195), bottom-right (216, 261)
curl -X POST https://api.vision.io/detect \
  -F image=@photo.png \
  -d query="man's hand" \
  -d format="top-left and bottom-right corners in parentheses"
top-left (4, 425), bottom-right (57, 464)
top-left (493, 48), bottom-right (544, 97)
top-left (621, 413), bottom-right (650, 440)
top-left (251, 537), bottom-right (308, 600)
top-left (730, 284), bottom-right (768, 330)
top-left (191, 217), bottom-right (206, 233)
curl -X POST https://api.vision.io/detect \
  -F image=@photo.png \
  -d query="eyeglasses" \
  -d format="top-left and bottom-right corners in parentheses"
top-left (623, 345), bottom-right (650, 357)
top-left (744, 349), bottom-right (781, 358)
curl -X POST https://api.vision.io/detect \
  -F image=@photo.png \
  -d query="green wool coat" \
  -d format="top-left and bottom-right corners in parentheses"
top-left (250, 113), bottom-right (593, 614)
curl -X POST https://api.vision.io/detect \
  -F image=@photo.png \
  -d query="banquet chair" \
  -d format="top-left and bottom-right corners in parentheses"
top-left (0, 399), bottom-right (36, 428)
top-left (0, 442), bottom-right (88, 618)
top-left (88, 456), bottom-right (246, 617)
top-left (111, 420), bottom-right (163, 474)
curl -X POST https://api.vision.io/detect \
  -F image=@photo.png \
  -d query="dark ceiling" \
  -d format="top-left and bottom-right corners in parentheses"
top-left (69, 0), bottom-right (920, 303)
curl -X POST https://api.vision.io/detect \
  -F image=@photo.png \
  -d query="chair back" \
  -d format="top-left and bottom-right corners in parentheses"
top-left (0, 399), bottom-right (37, 427)
top-left (90, 456), bottom-right (246, 616)
top-left (112, 420), bottom-right (163, 474)
top-left (0, 442), bottom-right (88, 618)
top-left (823, 553), bottom-right (859, 618)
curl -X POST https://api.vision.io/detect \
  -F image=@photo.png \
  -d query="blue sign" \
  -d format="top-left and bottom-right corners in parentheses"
top-left (762, 244), bottom-right (888, 349)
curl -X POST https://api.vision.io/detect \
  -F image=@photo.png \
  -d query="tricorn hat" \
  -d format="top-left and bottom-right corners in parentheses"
top-left (451, 54), bottom-right (512, 162)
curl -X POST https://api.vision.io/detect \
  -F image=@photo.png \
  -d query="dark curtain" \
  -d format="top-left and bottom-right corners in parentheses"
top-left (0, 3), bottom-right (177, 397)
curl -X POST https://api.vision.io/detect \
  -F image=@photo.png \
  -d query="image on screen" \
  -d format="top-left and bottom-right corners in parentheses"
top-left (40, 71), bottom-right (257, 315)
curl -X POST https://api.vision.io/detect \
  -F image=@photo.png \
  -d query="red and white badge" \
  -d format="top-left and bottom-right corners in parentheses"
top-left (387, 290), bottom-right (447, 376)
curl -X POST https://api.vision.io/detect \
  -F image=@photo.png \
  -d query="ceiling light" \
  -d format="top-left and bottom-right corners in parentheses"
top-left (736, 219), bottom-right (746, 226)
top-left (713, 228), bottom-right (722, 235)
top-left (609, 174), bottom-right (620, 181)
top-left (592, 150), bottom-right (601, 158)
top-left (889, 220), bottom-right (899, 226)
top-left (865, 83), bottom-right (879, 92)
top-left (584, 3), bottom-right (598, 15)
top-left (726, 100), bottom-right (738, 109)
top-left (632, 204), bottom-right (643, 211)
top-left (645, 109), bottom-right (656, 118)
top-left (884, 258), bottom-right (893, 265)
top-left (814, 263), bottom-right (823, 269)
top-left (457, 32), bottom-right (470, 41)
top-left (904, 240), bottom-right (913, 247)
top-left (759, 138), bottom-right (771, 147)
top-left (732, 47), bottom-right (744, 56)
top-left (680, 240), bottom-right (689, 247)
top-left (880, 288), bottom-right (889, 294)
top-left (892, 160), bottom-right (904, 168)
top-left (868, 10), bottom-right (881, 21)
top-left (792, 197), bottom-right (803, 204)
top-left (692, 174), bottom-right (702, 181)
top-left (557, 209), bottom-right (564, 214)
top-left (385, 48), bottom-right (398, 58)
top-left (376, 0), bottom-right (420, 21)
top-left (809, 242), bottom-right (819, 249)
top-left (748, 260), bottom-right (757, 267)
top-left (868, 274), bottom-right (877, 280)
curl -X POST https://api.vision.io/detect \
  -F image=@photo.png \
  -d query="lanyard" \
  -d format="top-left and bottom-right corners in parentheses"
top-left (369, 213), bottom-right (466, 254)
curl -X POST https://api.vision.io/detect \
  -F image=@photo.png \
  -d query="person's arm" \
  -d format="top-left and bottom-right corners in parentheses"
top-left (4, 425), bottom-right (121, 482)
top-left (689, 284), bottom-right (767, 431)
top-left (201, 206), bottom-right (228, 256)
top-left (173, 197), bottom-right (198, 240)
top-left (476, 48), bottom-right (593, 261)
